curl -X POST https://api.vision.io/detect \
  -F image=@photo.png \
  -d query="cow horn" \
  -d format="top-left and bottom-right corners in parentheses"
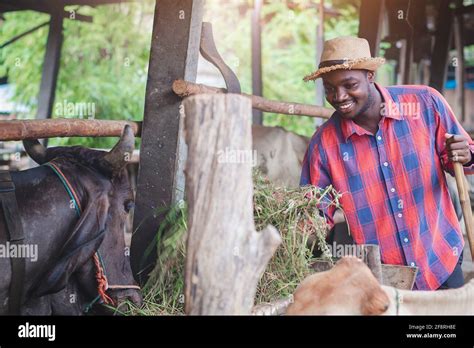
top-left (23, 139), bottom-right (48, 164)
top-left (101, 125), bottom-right (135, 174)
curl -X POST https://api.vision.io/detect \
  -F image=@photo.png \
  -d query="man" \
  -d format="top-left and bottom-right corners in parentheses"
top-left (300, 36), bottom-right (474, 290)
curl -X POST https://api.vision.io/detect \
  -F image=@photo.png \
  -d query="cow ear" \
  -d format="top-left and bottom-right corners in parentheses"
top-left (28, 196), bottom-right (109, 298)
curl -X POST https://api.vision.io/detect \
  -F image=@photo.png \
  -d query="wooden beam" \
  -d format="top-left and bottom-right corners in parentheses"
top-left (130, 0), bottom-right (204, 284)
top-left (172, 80), bottom-right (334, 119)
top-left (62, 0), bottom-right (133, 5)
top-left (358, 0), bottom-right (385, 56)
top-left (429, 0), bottom-right (453, 93)
top-left (454, 3), bottom-right (474, 15)
top-left (0, 0), bottom-right (132, 12)
top-left (0, 119), bottom-right (140, 141)
top-left (36, 8), bottom-right (64, 124)
top-left (402, 0), bottom-right (415, 84)
top-left (251, 0), bottom-right (263, 125)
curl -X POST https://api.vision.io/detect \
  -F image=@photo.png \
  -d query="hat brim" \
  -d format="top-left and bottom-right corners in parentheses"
top-left (303, 57), bottom-right (386, 81)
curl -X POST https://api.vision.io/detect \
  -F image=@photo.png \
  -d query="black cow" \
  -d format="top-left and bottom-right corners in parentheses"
top-left (0, 126), bottom-right (141, 315)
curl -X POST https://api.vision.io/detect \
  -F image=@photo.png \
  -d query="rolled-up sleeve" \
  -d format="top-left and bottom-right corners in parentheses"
top-left (300, 139), bottom-right (336, 229)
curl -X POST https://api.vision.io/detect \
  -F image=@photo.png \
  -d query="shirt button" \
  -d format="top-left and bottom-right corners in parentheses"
top-left (390, 188), bottom-right (396, 193)
top-left (377, 136), bottom-right (382, 141)
top-left (398, 213), bottom-right (403, 218)
top-left (410, 262), bottom-right (416, 267)
top-left (383, 162), bottom-right (389, 167)
top-left (404, 238), bottom-right (409, 243)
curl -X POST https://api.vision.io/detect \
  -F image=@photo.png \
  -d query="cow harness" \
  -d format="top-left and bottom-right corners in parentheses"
top-left (0, 170), bottom-right (26, 315)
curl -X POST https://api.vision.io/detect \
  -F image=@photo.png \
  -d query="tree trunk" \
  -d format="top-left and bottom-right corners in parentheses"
top-left (183, 93), bottom-right (281, 315)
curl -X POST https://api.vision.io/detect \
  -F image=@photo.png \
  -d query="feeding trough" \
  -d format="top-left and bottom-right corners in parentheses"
top-left (311, 244), bottom-right (418, 290)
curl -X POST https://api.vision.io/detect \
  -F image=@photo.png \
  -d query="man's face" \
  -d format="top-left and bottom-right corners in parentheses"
top-left (322, 69), bottom-right (375, 120)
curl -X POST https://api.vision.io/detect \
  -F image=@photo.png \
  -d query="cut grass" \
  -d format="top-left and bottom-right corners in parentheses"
top-left (124, 172), bottom-right (341, 315)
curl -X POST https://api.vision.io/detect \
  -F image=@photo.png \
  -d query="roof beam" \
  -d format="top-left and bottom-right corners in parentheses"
top-left (0, 0), bottom-right (92, 22)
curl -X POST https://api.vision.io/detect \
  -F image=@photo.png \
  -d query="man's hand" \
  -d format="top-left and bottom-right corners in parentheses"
top-left (445, 133), bottom-right (472, 165)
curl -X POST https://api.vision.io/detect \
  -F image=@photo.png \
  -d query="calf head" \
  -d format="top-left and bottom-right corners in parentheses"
top-left (286, 256), bottom-right (389, 315)
top-left (23, 125), bottom-right (141, 313)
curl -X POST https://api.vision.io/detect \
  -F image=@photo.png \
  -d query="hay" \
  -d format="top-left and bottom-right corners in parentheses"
top-left (124, 172), bottom-right (342, 315)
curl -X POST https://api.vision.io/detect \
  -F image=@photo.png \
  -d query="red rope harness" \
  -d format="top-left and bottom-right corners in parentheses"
top-left (93, 253), bottom-right (115, 306)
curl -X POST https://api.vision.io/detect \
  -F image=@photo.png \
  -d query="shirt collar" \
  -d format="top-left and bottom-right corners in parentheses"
top-left (340, 83), bottom-right (403, 142)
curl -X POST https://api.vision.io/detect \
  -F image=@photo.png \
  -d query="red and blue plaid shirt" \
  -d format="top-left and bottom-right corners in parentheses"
top-left (300, 83), bottom-right (474, 290)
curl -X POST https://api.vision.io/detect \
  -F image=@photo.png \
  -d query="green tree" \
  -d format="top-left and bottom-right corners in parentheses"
top-left (1, 2), bottom-right (154, 148)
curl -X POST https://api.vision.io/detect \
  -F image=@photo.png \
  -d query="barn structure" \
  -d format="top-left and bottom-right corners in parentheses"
top-left (1, 0), bottom-right (474, 286)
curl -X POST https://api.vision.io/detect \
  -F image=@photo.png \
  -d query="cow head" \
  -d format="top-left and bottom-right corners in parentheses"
top-left (23, 125), bottom-right (142, 313)
top-left (286, 257), bottom-right (390, 315)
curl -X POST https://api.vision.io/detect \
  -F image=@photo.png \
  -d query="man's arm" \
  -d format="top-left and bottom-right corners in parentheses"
top-left (300, 139), bottom-right (337, 230)
top-left (429, 87), bottom-right (474, 175)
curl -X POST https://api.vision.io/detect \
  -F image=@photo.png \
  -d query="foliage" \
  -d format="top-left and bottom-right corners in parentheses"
top-left (0, 2), bottom-right (154, 148)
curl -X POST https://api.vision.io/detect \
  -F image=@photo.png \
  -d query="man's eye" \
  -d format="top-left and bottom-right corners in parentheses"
top-left (346, 83), bottom-right (357, 89)
top-left (124, 200), bottom-right (135, 213)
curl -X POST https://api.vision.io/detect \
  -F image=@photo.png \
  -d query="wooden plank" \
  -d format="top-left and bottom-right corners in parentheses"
top-left (251, 0), bottom-right (263, 125)
top-left (429, 0), bottom-right (453, 93)
top-left (183, 93), bottom-right (280, 314)
top-left (36, 7), bottom-right (64, 122)
top-left (358, 0), bottom-right (385, 56)
top-left (172, 80), bottom-right (334, 119)
top-left (0, 119), bottom-right (140, 141)
top-left (130, 0), bottom-right (204, 284)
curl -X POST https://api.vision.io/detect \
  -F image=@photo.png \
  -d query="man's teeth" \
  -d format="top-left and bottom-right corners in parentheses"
top-left (339, 102), bottom-right (354, 110)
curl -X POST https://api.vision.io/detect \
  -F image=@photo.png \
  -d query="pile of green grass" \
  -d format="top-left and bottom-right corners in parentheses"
top-left (124, 173), bottom-right (341, 315)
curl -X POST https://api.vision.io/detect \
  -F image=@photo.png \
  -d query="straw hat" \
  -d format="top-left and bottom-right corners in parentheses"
top-left (303, 36), bottom-right (385, 81)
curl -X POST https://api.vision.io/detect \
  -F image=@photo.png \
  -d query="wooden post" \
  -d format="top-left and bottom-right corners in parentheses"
top-left (429, 0), bottom-right (453, 92)
top-left (314, 0), bottom-right (325, 128)
top-left (183, 94), bottom-right (281, 315)
top-left (251, 0), bottom-right (263, 125)
top-left (131, 0), bottom-right (204, 284)
top-left (358, 0), bottom-right (385, 57)
top-left (453, 4), bottom-right (466, 124)
top-left (36, 7), bottom-right (63, 122)
top-left (453, 162), bottom-right (474, 268)
top-left (361, 244), bottom-right (383, 284)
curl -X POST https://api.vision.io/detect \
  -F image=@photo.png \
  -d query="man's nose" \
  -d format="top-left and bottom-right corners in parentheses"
top-left (334, 88), bottom-right (348, 103)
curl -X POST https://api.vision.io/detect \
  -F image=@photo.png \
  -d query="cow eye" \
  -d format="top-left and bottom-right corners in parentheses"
top-left (124, 200), bottom-right (135, 213)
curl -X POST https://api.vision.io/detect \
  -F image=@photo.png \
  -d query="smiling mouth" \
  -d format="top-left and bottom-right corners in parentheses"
top-left (336, 101), bottom-right (355, 113)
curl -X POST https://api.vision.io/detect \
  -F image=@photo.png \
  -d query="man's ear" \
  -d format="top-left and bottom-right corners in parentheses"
top-left (28, 195), bottom-right (109, 298)
top-left (367, 71), bottom-right (376, 83)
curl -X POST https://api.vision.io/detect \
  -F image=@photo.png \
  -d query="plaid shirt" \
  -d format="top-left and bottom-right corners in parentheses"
top-left (300, 84), bottom-right (474, 290)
